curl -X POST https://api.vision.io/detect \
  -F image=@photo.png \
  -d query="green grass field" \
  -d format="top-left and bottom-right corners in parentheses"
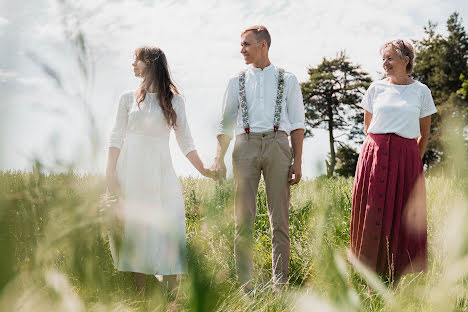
top-left (0, 170), bottom-right (466, 311)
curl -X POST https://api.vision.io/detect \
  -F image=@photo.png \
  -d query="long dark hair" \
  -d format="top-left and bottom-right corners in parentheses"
top-left (134, 46), bottom-right (179, 128)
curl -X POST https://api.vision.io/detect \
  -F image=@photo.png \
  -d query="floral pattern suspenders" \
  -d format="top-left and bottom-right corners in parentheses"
top-left (238, 68), bottom-right (285, 134)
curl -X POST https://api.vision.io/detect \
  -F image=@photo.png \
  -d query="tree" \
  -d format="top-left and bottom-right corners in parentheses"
top-left (301, 51), bottom-right (371, 177)
top-left (335, 143), bottom-right (360, 177)
top-left (457, 74), bottom-right (468, 100)
top-left (412, 12), bottom-right (468, 166)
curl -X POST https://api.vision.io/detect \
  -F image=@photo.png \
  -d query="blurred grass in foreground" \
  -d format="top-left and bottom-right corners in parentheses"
top-left (0, 170), bottom-right (466, 311)
top-left (3, 2), bottom-right (466, 310)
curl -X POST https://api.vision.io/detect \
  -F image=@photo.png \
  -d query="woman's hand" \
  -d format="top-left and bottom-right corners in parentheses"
top-left (185, 150), bottom-right (220, 181)
top-left (200, 167), bottom-right (217, 180)
top-left (210, 157), bottom-right (227, 182)
top-left (106, 171), bottom-right (120, 196)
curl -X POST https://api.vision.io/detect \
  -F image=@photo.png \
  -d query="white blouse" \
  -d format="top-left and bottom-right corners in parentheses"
top-left (361, 79), bottom-right (437, 139)
top-left (217, 64), bottom-right (305, 137)
top-left (109, 91), bottom-right (196, 155)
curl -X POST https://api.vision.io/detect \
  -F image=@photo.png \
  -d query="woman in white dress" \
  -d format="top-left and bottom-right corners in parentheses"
top-left (106, 46), bottom-right (212, 294)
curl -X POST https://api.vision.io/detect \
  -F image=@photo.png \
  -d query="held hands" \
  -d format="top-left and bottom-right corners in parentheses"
top-left (199, 159), bottom-right (225, 183)
top-left (209, 157), bottom-right (227, 185)
top-left (200, 166), bottom-right (218, 180)
top-left (288, 161), bottom-right (302, 185)
top-left (204, 157), bottom-right (299, 185)
top-left (185, 150), bottom-right (223, 183)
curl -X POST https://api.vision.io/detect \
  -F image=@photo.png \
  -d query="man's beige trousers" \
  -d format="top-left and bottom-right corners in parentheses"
top-left (232, 131), bottom-right (292, 285)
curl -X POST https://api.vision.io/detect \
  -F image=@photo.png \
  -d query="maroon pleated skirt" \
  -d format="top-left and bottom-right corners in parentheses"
top-left (350, 133), bottom-right (428, 275)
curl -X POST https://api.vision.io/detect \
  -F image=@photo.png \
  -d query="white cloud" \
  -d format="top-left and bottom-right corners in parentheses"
top-left (0, 69), bottom-right (17, 82)
top-left (3, 0), bottom-right (468, 176)
top-left (0, 17), bottom-right (9, 27)
top-left (0, 69), bottom-right (50, 86)
top-left (16, 76), bottom-right (48, 86)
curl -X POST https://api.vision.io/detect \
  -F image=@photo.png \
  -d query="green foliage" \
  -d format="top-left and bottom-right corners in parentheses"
top-left (301, 51), bottom-right (371, 177)
top-left (412, 12), bottom-right (468, 166)
top-left (457, 74), bottom-right (468, 100)
top-left (335, 144), bottom-right (360, 177)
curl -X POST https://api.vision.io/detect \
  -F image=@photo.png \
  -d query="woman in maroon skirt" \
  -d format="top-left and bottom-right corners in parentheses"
top-left (350, 40), bottom-right (437, 279)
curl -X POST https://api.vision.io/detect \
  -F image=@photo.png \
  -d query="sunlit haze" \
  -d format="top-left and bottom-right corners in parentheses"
top-left (1, 0), bottom-right (466, 177)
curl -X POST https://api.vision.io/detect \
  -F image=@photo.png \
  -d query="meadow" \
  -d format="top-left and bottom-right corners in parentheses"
top-left (0, 168), bottom-right (467, 312)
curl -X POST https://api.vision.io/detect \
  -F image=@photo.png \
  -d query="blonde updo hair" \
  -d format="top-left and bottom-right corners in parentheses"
top-left (380, 40), bottom-right (415, 74)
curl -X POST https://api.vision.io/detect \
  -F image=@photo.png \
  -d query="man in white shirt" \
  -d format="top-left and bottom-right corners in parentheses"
top-left (211, 25), bottom-right (305, 291)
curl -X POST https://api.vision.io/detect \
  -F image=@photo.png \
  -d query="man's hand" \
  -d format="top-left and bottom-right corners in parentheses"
top-left (210, 157), bottom-right (227, 184)
top-left (200, 166), bottom-right (218, 180)
top-left (210, 134), bottom-right (231, 185)
top-left (289, 129), bottom-right (304, 185)
top-left (288, 162), bottom-right (302, 185)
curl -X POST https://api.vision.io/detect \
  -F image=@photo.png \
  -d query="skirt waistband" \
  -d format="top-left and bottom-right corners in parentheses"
top-left (367, 133), bottom-right (417, 145)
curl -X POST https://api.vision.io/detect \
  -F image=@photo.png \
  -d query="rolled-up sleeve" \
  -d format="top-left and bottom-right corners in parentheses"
top-left (109, 93), bottom-right (129, 149)
top-left (173, 95), bottom-right (196, 156)
top-left (216, 77), bottom-right (239, 138)
top-left (286, 75), bottom-right (305, 131)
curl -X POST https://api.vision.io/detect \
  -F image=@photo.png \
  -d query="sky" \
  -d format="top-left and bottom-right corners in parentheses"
top-left (0, 0), bottom-right (467, 178)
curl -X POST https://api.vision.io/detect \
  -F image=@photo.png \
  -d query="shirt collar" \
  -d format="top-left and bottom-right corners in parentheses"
top-left (249, 63), bottom-right (275, 73)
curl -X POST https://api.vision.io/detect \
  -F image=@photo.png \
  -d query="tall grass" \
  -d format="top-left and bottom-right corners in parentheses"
top-left (0, 170), bottom-right (466, 311)
top-left (2, 2), bottom-right (467, 310)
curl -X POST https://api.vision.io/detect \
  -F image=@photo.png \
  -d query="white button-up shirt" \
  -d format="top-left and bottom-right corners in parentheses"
top-left (217, 64), bottom-right (305, 138)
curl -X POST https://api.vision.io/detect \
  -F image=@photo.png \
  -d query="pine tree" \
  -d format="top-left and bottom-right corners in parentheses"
top-left (301, 51), bottom-right (371, 177)
top-left (412, 12), bottom-right (468, 165)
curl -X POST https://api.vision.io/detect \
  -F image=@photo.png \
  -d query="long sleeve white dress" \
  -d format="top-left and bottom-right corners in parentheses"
top-left (108, 90), bottom-right (195, 275)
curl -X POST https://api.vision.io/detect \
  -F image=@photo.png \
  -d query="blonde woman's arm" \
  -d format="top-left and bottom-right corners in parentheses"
top-left (418, 115), bottom-right (431, 158)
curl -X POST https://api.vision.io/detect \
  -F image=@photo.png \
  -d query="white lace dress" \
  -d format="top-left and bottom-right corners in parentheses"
top-left (108, 91), bottom-right (195, 275)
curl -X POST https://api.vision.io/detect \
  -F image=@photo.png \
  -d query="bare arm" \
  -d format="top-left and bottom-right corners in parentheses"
top-left (210, 134), bottom-right (231, 181)
top-left (289, 129), bottom-right (304, 185)
top-left (212, 75), bottom-right (239, 182)
top-left (107, 93), bottom-right (129, 195)
top-left (215, 134), bottom-right (231, 160)
top-left (418, 115), bottom-right (431, 158)
top-left (364, 110), bottom-right (372, 135)
top-left (186, 150), bottom-right (212, 177)
top-left (106, 147), bottom-right (121, 195)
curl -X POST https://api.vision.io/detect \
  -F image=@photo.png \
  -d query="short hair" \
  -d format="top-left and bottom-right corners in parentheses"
top-left (380, 39), bottom-right (415, 74)
top-left (241, 25), bottom-right (271, 49)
